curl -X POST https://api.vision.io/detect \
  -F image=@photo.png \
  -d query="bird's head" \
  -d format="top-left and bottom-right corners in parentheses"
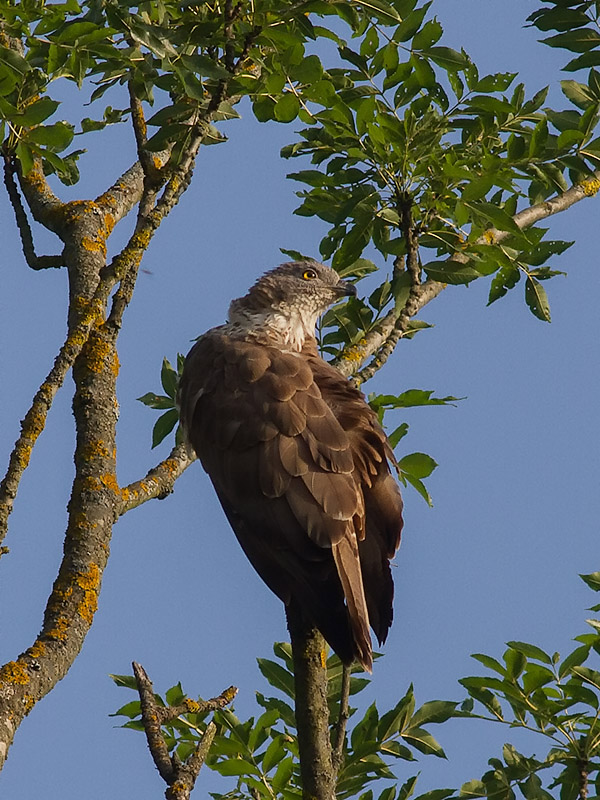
top-left (228, 261), bottom-right (356, 349)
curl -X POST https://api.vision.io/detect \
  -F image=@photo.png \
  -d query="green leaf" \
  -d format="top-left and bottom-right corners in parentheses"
top-left (558, 645), bottom-right (591, 679)
top-left (525, 276), bottom-right (551, 322)
top-left (0, 45), bottom-right (30, 77)
top-left (110, 700), bottom-right (141, 718)
top-left (398, 452), bottom-right (437, 480)
top-left (180, 53), bottom-right (229, 80)
top-left (409, 701), bottom-right (457, 727)
top-left (542, 28), bottom-right (600, 53)
top-left (571, 666), bottom-right (600, 690)
top-left (413, 791), bottom-right (455, 800)
top-left (561, 80), bottom-right (595, 109)
top-left (488, 263), bottom-right (521, 305)
top-left (581, 572), bottom-right (600, 592)
top-left (165, 682), bottom-right (185, 706)
top-left (160, 357), bottom-right (178, 399)
top-left (274, 93), bottom-right (301, 123)
top-left (420, 46), bottom-right (470, 71)
top-left (211, 758), bottom-right (261, 777)
top-left (396, 776), bottom-right (417, 800)
top-left (395, 4), bottom-right (431, 42)
top-left (151, 409), bottom-right (179, 448)
top-left (378, 686), bottom-right (415, 740)
top-left (470, 653), bottom-right (506, 676)
top-left (27, 122), bottom-right (74, 151)
top-left (379, 740), bottom-right (416, 760)
top-left (109, 673), bottom-right (138, 690)
top-left (424, 260), bottom-right (481, 285)
top-left (256, 659), bottom-right (295, 700)
top-left (460, 779), bottom-right (486, 798)
top-left (359, 0), bottom-right (403, 24)
top-left (137, 392), bottom-right (174, 410)
top-left (15, 141), bottom-right (34, 176)
top-left (262, 736), bottom-right (286, 773)
top-left (506, 641), bottom-right (553, 665)
top-left (402, 727), bottom-right (446, 758)
top-left (17, 98), bottom-right (60, 126)
top-left (529, 118), bottom-right (549, 159)
top-left (388, 423), bottom-right (409, 449)
top-left (336, 258), bottom-right (378, 278)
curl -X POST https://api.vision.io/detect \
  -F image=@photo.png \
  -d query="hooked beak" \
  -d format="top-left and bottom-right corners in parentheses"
top-left (336, 280), bottom-right (357, 298)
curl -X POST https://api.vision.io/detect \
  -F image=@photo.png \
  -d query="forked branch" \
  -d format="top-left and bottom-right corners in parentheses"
top-left (132, 661), bottom-right (236, 800)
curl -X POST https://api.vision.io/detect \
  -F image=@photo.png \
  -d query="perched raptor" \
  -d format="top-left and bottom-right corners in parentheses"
top-left (178, 261), bottom-right (403, 671)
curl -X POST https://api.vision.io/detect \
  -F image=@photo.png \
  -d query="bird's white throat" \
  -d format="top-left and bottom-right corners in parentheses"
top-left (228, 306), bottom-right (319, 351)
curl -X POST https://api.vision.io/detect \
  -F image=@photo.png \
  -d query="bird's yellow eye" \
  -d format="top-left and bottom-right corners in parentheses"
top-left (302, 268), bottom-right (317, 280)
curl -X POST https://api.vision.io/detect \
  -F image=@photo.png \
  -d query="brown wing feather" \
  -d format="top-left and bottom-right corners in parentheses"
top-left (179, 331), bottom-right (403, 670)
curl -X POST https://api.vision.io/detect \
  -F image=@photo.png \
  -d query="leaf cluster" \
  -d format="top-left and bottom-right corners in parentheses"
top-left (276, 0), bottom-right (600, 322)
top-left (137, 355), bottom-right (184, 448)
top-left (111, 642), bottom-right (456, 799)
top-left (457, 573), bottom-right (600, 800)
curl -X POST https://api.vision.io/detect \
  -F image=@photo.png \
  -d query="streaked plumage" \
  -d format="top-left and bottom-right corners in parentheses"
top-left (178, 261), bottom-right (403, 670)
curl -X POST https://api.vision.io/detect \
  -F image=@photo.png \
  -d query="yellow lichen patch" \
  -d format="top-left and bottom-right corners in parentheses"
top-left (83, 335), bottom-right (113, 373)
top-left (152, 155), bottom-right (162, 170)
top-left (76, 564), bottom-right (100, 624)
top-left (0, 661), bottom-right (29, 686)
top-left (582, 176), bottom-right (600, 196)
top-left (104, 212), bottom-right (116, 236)
top-left (483, 229), bottom-right (496, 244)
top-left (131, 228), bottom-right (152, 250)
top-left (70, 510), bottom-right (96, 536)
top-left (26, 641), bottom-right (46, 660)
top-left (340, 344), bottom-right (366, 365)
top-left (183, 698), bottom-right (201, 713)
top-left (73, 295), bottom-right (105, 327)
top-left (23, 410), bottom-right (46, 439)
top-left (82, 235), bottom-right (107, 257)
top-left (16, 442), bottom-right (32, 470)
top-left (99, 472), bottom-right (121, 495)
top-left (320, 648), bottom-right (327, 669)
top-left (82, 439), bottom-right (111, 461)
top-left (44, 614), bottom-right (70, 642)
top-left (22, 694), bottom-right (35, 714)
top-left (96, 192), bottom-right (116, 212)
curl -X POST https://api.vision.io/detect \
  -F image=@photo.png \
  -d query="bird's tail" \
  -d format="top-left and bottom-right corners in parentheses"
top-left (332, 535), bottom-right (373, 672)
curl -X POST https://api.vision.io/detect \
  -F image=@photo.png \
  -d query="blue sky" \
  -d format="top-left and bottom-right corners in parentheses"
top-left (1, 1), bottom-right (599, 797)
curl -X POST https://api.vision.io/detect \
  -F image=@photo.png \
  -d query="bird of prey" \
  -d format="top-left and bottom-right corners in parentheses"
top-left (178, 261), bottom-right (403, 671)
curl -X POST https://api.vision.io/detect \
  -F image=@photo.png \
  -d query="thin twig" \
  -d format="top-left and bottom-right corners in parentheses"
top-left (3, 156), bottom-right (63, 269)
top-left (128, 83), bottom-right (162, 221)
top-left (133, 662), bottom-right (174, 782)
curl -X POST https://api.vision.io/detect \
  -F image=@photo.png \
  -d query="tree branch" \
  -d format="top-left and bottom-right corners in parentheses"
top-left (2, 156), bottom-right (63, 269)
top-left (119, 442), bottom-right (194, 515)
top-left (286, 601), bottom-right (334, 800)
top-left (335, 170), bottom-right (600, 383)
top-left (334, 279), bottom-right (444, 381)
top-left (132, 661), bottom-right (236, 800)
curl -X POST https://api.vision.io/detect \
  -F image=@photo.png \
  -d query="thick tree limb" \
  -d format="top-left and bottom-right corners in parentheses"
top-left (286, 601), bottom-right (334, 800)
top-left (132, 661), bottom-right (236, 800)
